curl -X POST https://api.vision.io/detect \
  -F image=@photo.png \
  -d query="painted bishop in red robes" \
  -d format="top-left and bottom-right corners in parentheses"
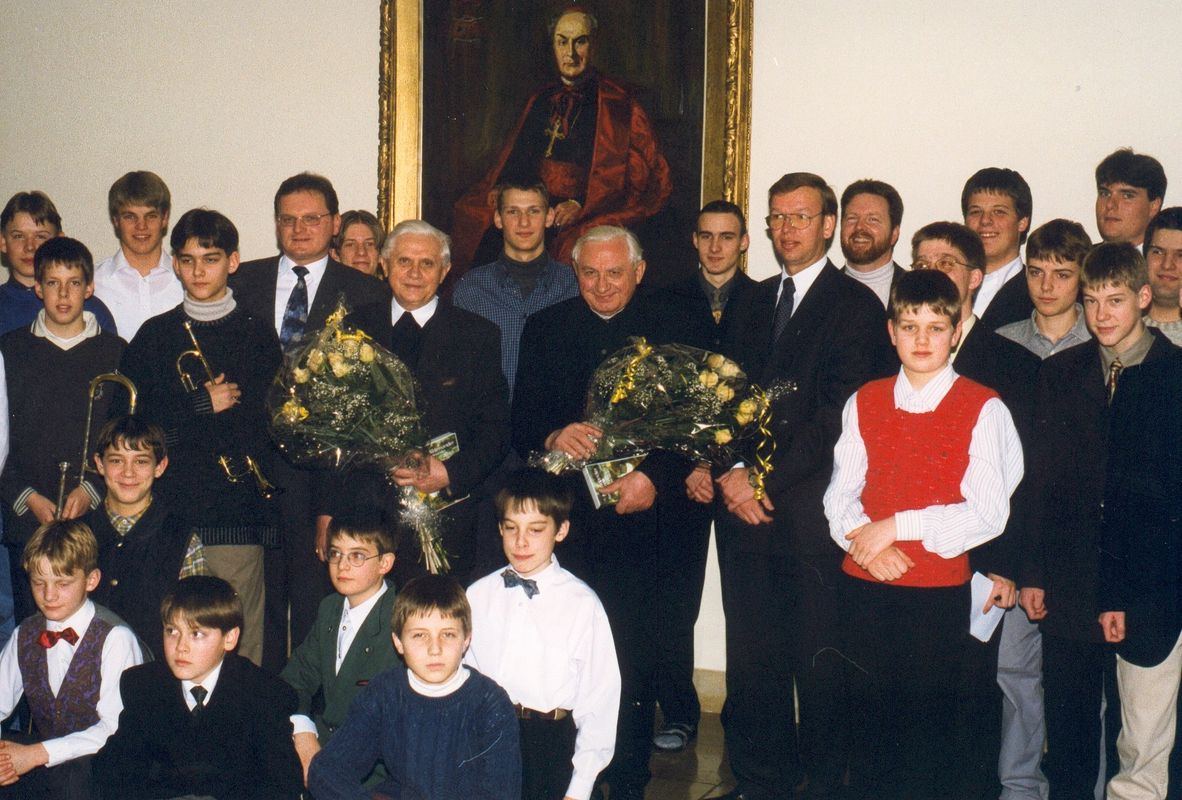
top-left (451, 7), bottom-right (672, 276)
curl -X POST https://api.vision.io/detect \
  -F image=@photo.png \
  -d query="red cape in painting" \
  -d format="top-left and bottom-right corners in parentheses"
top-left (452, 74), bottom-right (672, 274)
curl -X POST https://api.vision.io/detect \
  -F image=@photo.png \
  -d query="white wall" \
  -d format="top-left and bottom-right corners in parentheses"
top-left (0, 1), bottom-right (380, 262)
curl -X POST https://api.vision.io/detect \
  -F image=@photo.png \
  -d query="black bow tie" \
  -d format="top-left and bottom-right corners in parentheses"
top-left (501, 569), bottom-right (539, 599)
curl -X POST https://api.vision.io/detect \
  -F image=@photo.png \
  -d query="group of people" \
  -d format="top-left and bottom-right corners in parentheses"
top-left (0, 141), bottom-right (1179, 800)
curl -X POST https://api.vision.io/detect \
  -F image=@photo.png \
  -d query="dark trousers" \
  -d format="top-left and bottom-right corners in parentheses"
top-left (954, 614), bottom-right (1003, 800)
top-left (0, 746), bottom-right (93, 800)
top-left (519, 714), bottom-right (577, 800)
top-left (1042, 633), bottom-right (1120, 800)
top-left (842, 576), bottom-right (968, 800)
top-left (653, 491), bottom-right (711, 728)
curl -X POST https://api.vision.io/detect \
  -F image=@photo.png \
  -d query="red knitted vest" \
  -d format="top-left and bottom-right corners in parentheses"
top-left (842, 375), bottom-right (997, 587)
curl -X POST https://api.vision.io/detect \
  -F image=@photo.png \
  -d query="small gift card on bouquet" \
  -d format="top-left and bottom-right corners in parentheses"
top-left (582, 454), bottom-right (646, 509)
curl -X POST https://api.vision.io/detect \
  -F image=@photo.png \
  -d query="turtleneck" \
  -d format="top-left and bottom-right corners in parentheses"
top-left (501, 252), bottom-right (549, 299)
top-left (407, 665), bottom-right (471, 698)
top-left (183, 287), bottom-right (237, 322)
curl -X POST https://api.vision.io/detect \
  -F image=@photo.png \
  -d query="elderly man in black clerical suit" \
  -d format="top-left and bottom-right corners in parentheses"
top-left (229, 172), bottom-right (389, 671)
top-left (512, 225), bottom-right (689, 800)
top-left (327, 220), bottom-right (509, 587)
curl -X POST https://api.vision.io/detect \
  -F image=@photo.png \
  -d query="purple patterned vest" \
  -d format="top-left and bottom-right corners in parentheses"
top-left (17, 611), bottom-right (113, 739)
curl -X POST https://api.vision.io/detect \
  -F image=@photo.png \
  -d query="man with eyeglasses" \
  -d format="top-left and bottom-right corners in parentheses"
top-left (231, 172), bottom-right (389, 673)
top-left (910, 221), bottom-right (1039, 800)
top-left (839, 179), bottom-right (906, 308)
top-left (712, 173), bottom-right (894, 800)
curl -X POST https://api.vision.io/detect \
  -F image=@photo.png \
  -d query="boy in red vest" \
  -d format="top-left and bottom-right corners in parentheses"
top-left (823, 269), bottom-right (1024, 800)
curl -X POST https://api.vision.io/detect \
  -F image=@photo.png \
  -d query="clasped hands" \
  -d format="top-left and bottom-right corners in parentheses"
top-left (546, 423), bottom-right (654, 514)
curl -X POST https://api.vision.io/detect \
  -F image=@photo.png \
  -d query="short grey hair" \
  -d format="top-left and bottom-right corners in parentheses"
top-left (571, 225), bottom-right (643, 266)
top-left (383, 219), bottom-right (451, 264)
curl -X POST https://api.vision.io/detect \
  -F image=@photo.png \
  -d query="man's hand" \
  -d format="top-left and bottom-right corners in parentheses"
top-left (391, 455), bottom-right (450, 495)
top-left (205, 373), bottom-right (241, 413)
top-left (25, 493), bottom-right (57, 525)
top-left (545, 422), bottom-right (603, 461)
top-left (60, 486), bottom-right (92, 520)
top-left (1099, 611), bottom-right (1126, 643)
top-left (601, 470), bottom-right (656, 514)
top-left (865, 546), bottom-right (915, 582)
top-left (314, 515), bottom-right (332, 562)
top-left (717, 467), bottom-right (773, 525)
top-left (0, 741), bottom-right (46, 780)
top-left (982, 574), bottom-right (1017, 613)
top-left (846, 517), bottom-right (897, 569)
top-left (1019, 587), bottom-right (1047, 621)
top-left (686, 465), bottom-right (714, 504)
top-left (293, 731), bottom-right (321, 786)
top-left (553, 200), bottom-right (581, 226)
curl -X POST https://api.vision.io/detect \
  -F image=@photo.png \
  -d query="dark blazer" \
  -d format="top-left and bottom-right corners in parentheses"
top-left (280, 584), bottom-right (400, 742)
top-left (1027, 332), bottom-right (1175, 644)
top-left (342, 300), bottom-right (510, 581)
top-left (93, 653), bottom-right (303, 800)
top-left (230, 255), bottom-right (390, 336)
top-left (1100, 346), bottom-right (1182, 667)
top-left (979, 271), bottom-right (1035, 331)
top-left (953, 318), bottom-right (1041, 581)
top-left (725, 261), bottom-right (897, 556)
top-left (647, 269), bottom-right (760, 356)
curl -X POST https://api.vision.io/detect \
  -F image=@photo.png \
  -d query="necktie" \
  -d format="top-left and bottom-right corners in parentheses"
top-left (772, 275), bottom-right (795, 344)
top-left (190, 685), bottom-right (208, 713)
top-left (279, 266), bottom-right (310, 351)
top-left (391, 312), bottom-right (423, 366)
top-left (37, 627), bottom-right (79, 649)
top-left (501, 569), bottom-right (539, 599)
top-left (711, 287), bottom-right (723, 324)
top-left (1107, 357), bottom-right (1124, 404)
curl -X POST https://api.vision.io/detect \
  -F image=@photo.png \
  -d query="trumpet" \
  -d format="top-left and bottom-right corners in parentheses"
top-left (55, 372), bottom-right (139, 518)
top-left (176, 320), bottom-right (282, 500)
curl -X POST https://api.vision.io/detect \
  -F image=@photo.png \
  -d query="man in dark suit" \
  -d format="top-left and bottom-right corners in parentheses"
top-left (962, 167), bottom-right (1036, 331)
top-left (839, 178), bottom-right (907, 309)
top-left (713, 173), bottom-right (895, 800)
top-left (512, 225), bottom-right (689, 800)
top-left (910, 221), bottom-right (1040, 800)
top-left (332, 219), bottom-right (509, 587)
top-left (646, 200), bottom-right (758, 752)
top-left (229, 172), bottom-right (389, 671)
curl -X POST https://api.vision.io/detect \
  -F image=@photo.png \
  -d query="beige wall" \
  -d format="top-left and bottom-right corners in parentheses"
top-left (4, 0), bottom-right (1180, 674)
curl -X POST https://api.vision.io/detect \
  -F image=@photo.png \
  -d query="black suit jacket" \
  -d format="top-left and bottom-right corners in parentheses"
top-left (647, 269), bottom-right (760, 356)
top-left (93, 654), bottom-right (302, 800)
top-left (230, 255), bottom-right (390, 337)
top-left (726, 261), bottom-right (896, 556)
top-left (1100, 345), bottom-right (1182, 667)
top-left (1027, 332), bottom-right (1175, 643)
top-left (953, 319), bottom-right (1041, 580)
top-left (979, 271), bottom-right (1035, 331)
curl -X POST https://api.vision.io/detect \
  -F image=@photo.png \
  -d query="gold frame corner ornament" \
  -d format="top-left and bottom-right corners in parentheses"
top-left (377, 0), bottom-right (753, 229)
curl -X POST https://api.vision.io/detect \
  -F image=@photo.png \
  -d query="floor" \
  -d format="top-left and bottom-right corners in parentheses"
top-left (645, 712), bottom-right (735, 800)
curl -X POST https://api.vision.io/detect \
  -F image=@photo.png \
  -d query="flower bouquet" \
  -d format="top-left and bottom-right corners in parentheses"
top-left (531, 337), bottom-right (778, 502)
top-left (267, 302), bottom-right (451, 573)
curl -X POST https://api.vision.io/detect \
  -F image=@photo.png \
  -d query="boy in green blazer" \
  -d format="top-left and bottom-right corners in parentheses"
top-left (281, 514), bottom-right (399, 783)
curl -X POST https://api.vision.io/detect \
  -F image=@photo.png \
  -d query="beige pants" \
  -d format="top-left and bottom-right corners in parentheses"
top-left (203, 544), bottom-right (265, 666)
top-left (1107, 629), bottom-right (1182, 800)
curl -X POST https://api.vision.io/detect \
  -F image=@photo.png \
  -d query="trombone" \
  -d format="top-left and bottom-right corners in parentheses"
top-left (55, 373), bottom-right (138, 519)
top-left (176, 321), bottom-right (281, 500)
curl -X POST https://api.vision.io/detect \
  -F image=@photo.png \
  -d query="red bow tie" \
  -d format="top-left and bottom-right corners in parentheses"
top-left (38, 628), bottom-right (79, 649)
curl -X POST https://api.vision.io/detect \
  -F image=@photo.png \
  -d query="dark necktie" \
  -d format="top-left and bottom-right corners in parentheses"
top-left (1107, 357), bottom-right (1124, 404)
top-left (190, 685), bottom-right (208, 714)
top-left (279, 266), bottom-right (310, 351)
top-left (711, 287), bottom-right (723, 324)
top-left (772, 275), bottom-right (795, 344)
top-left (501, 569), bottom-right (539, 599)
top-left (391, 312), bottom-right (423, 366)
top-left (37, 627), bottom-right (79, 649)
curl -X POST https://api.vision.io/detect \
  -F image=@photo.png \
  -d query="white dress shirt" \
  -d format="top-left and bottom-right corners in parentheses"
top-left (824, 365), bottom-right (1024, 559)
top-left (181, 659), bottom-right (224, 711)
top-left (0, 599), bottom-right (143, 765)
top-left (273, 254), bottom-right (329, 335)
top-left (465, 558), bottom-right (621, 800)
top-left (93, 247), bottom-right (183, 341)
top-left (972, 255), bottom-right (1023, 319)
top-left (777, 254), bottom-right (828, 314)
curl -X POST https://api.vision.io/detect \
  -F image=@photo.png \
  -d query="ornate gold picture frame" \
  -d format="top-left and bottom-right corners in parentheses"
top-left (377, 0), bottom-right (752, 261)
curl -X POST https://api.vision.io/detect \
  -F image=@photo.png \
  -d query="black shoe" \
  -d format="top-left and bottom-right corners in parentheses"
top-left (652, 721), bottom-right (697, 752)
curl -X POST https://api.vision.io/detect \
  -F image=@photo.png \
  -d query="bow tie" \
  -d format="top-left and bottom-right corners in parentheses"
top-left (38, 627), bottom-right (79, 649)
top-left (501, 570), bottom-right (539, 599)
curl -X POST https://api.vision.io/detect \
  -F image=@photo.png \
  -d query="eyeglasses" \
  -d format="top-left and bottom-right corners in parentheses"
top-left (326, 549), bottom-right (382, 567)
top-left (765, 212), bottom-right (825, 230)
top-left (277, 212), bottom-right (334, 229)
top-left (912, 256), bottom-right (970, 273)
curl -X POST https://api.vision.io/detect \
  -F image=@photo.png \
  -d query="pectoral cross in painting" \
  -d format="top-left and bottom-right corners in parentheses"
top-left (543, 116), bottom-right (566, 159)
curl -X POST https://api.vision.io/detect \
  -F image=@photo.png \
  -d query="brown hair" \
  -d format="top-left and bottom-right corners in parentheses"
top-left (160, 576), bottom-right (244, 634)
top-left (22, 520), bottom-right (99, 577)
top-left (391, 574), bottom-right (471, 637)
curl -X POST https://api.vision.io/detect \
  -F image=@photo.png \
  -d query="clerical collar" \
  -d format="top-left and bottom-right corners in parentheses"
top-left (184, 288), bottom-right (237, 321)
top-left (407, 665), bottom-right (470, 697)
top-left (391, 296), bottom-right (438, 327)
